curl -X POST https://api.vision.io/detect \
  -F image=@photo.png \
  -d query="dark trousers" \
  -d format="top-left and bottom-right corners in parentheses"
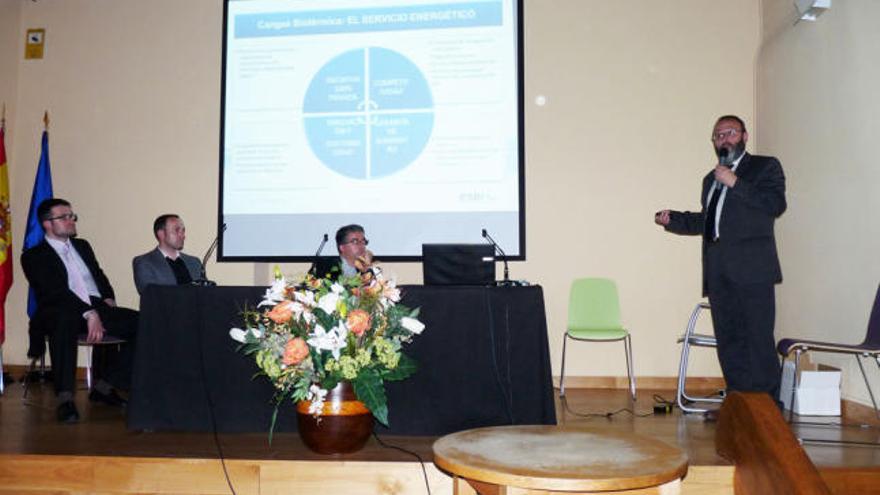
top-left (46, 300), bottom-right (138, 395)
top-left (707, 276), bottom-right (780, 399)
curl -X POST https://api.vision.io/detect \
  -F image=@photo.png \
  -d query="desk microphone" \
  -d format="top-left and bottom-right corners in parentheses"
top-left (194, 223), bottom-right (226, 286)
top-left (482, 228), bottom-right (513, 286)
top-left (308, 233), bottom-right (329, 276)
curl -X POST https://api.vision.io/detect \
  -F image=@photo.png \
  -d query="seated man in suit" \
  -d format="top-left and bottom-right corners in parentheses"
top-left (21, 198), bottom-right (138, 423)
top-left (312, 224), bottom-right (374, 279)
top-left (132, 214), bottom-right (202, 295)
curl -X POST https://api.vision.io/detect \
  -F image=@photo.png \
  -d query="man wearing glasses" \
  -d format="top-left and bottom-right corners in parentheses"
top-left (654, 115), bottom-right (787, 412)
top-left (21, 198), bottom-right (138, 423)
top-left (313, 224), bottom-right (374, 279)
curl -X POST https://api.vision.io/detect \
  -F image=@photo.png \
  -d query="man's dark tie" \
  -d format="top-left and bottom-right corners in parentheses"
top-left (704, 184), bottom-right (722, 241)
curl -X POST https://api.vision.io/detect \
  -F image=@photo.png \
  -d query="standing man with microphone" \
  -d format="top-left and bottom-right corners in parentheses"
top-left (655, 115), bottom-right (787, 410)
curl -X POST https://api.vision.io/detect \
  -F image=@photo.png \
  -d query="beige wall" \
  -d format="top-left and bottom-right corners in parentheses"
top-left (757, 0), bottom-right (880, 404)
top-left (0, 1), bottom-right (761, 388)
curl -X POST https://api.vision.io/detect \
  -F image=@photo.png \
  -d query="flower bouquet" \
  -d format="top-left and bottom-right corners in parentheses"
top-left (230, 266), bottom-right (424, 439)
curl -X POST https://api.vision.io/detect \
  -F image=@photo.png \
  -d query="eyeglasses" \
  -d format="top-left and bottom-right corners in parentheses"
top-left (47, 213), bottom-right (78, 222)
top-left (711, 129), bottom-right (741, 142)
top-left (344, 238), bottom-right (369, 246)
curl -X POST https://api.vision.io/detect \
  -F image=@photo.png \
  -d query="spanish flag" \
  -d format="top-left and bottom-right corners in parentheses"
top-left (0, 122), bottom-right (11, 345)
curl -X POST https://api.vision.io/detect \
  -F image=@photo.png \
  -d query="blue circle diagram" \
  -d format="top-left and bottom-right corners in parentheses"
top-left (303, 47), bottom-right (434, 179)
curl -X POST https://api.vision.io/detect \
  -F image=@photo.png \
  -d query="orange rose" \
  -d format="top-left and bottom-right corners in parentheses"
top-left (347, 309), bottom-right (371, 336)
top-left (267, 301), bottom-right (294, 324)
top-left (282, 337), bottom-right (309, 366)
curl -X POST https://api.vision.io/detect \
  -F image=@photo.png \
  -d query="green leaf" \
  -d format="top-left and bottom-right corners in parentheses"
top-left (383, 353), bottom-right (417, 381)
top-left (353, 370), bottom-right (388, 426)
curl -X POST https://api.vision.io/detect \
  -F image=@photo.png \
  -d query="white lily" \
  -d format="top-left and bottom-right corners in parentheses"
top-left (294, 290), bottom-right (316, 308)
top-left (307, 323), bottom-right (348, 359)
top-left (330, 282), bottom-right (344, 294)
top-left (381, 285), bottom-right (401, 308)
top-left (400, 317), bottom-right (425, 335)
top-left (258, 277), bottom-right (287, 307)
top-left (317, 291), bottom-right (340, 315)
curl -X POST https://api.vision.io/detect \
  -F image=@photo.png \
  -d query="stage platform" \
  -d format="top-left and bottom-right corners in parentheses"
top-left (2, 383), bottom-right (880, 494)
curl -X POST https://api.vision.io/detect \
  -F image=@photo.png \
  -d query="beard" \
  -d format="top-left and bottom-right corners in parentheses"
top-left (715, 139), bottom-right (745, 166)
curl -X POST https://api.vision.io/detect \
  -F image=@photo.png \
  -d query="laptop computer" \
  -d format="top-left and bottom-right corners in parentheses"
top-left (422, 243), bottom-right (496, 286)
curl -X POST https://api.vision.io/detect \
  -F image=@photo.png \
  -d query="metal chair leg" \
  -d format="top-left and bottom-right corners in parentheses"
top-left (624, 334), bottom-right (636, 402)
top-left (85, 345), bottom-right (93, 390)
top-left (788, 349), bottom-right (802, 422)
top-left (559, 333), bottom-right (569, 397)
top-left (855, 354), bottom-right (880, 420)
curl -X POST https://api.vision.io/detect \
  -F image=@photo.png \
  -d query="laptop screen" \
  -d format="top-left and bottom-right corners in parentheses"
top-left (422, 244), bottom-right (496, 286)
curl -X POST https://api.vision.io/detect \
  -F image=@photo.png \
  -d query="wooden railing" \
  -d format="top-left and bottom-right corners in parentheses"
top-left (716, 391), bottom-right (880, 495)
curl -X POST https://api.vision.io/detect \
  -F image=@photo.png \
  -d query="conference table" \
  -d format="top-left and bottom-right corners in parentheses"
top-left (127, 284), bottom-right (556, 436)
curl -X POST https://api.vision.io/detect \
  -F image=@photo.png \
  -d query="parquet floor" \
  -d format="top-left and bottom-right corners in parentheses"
top-left (2, 379), bottom-right (880, 468)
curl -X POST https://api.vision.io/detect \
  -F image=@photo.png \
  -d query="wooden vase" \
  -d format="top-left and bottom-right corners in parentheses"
top-left (296, 381), bottom-right (373, 454)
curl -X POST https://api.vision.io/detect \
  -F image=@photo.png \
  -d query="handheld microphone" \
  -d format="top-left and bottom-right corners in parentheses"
top-left (713, 148), bottom-right (731, 191)
top-left (482, 228), bottom-right (513, 286)
top-left (717, 147), bottom-right (731, 166)
top-left (308, 234), bottom-right (329, 275)
top-left (193, 223), bottom-right (226, 286)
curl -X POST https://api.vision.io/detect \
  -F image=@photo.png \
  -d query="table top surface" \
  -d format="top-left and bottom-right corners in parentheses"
top-left (432, 425), bottom-right (689, 492)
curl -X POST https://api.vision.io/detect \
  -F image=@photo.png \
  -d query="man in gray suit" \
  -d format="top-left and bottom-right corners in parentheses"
top-left (133, 214), bottom-right (203, 295)
top-left (655, 115), bottom-right (786, 407)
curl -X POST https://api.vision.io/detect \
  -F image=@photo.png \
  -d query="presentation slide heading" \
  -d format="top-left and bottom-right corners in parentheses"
top-left (235, 1), bottom-right (503, 38)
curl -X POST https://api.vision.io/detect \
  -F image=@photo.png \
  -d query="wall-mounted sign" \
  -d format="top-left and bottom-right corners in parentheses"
top-left (25, 29), bottom-right (45, 60)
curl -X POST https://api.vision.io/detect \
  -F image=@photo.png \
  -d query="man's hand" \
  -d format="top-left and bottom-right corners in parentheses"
top-left (714, 165), bottom-right (738, 188)
top-left (103, 298), bottom-right (117, 307)
top-left (654, 210), bottom-right (671, 226)
top-left (354, 250), bottom-right (374, 274)
top-left (85, 310), bottom-right (105, 343)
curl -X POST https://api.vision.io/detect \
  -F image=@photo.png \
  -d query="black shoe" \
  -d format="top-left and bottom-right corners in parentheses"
top-left (57, 401), bottom-right (80, 423)
top-left (88, 388), bottom-right (127, 408)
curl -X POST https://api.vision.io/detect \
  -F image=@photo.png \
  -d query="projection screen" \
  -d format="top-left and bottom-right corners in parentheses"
top-left (219, 0), bottom-right (524, 261)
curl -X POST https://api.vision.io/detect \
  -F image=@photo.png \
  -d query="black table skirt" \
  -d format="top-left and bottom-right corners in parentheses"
top-left (127, 284), bottom-right (556, 435)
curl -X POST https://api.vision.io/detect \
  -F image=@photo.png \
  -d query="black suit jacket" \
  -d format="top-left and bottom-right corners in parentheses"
top-left (21, 237), bottom-right (115, 327)
top-left (311, 256), bottom-right (343, 280)
top-left (665, 153), bottom-right (787, 295)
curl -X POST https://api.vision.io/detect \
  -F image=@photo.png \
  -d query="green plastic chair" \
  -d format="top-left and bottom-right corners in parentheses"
top-left (558, 278), bottom-right (636, 401)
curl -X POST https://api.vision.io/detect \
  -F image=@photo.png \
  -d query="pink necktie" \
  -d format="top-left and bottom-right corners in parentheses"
top-left (63, 244), bottom-right (91, 304)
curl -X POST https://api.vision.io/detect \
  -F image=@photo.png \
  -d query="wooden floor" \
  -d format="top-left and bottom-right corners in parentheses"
top-left (2, 380), bottom-right (880, 468)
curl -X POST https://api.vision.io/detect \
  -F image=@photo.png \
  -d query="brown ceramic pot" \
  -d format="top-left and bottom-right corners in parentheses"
top-left (296, 381), bottom-right (373, 454)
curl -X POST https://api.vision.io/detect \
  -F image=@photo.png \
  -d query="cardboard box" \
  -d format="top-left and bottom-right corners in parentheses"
top-left (779, 360), bottom-right (841, 416)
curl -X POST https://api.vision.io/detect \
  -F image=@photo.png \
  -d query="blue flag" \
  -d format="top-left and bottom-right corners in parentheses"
top-left (23, 130), bottom-right (53, 318)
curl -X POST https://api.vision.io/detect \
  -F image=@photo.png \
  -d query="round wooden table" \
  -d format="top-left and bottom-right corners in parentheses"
top-left (433, 425), bottom-right (689, 494)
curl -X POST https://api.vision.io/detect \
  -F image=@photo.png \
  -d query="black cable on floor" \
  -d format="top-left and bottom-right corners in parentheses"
top-left (559, 395), bottom-right (654, 419)
top-left (372, 432), bottom-right (431, 495)
top-left (195, 290), bottom-right (237, 495)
